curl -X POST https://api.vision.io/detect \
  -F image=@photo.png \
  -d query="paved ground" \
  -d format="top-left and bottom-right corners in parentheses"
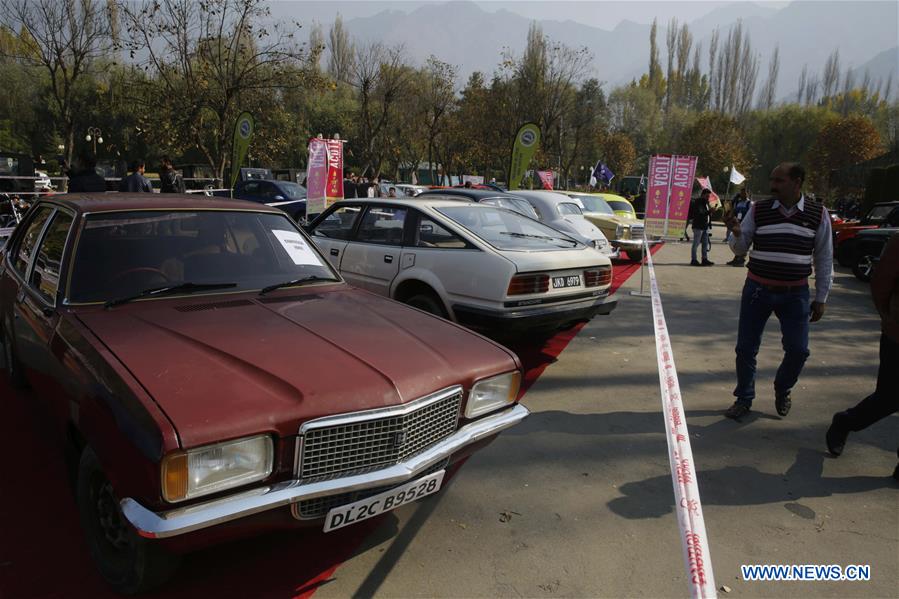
top-left (315, 239), bottom-right (898, 598)
top-left (2, 240), bottom-right (895, 598)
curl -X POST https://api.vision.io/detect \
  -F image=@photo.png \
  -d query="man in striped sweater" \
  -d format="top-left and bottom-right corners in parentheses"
top-left (722, 163), bottom-right (833, 420)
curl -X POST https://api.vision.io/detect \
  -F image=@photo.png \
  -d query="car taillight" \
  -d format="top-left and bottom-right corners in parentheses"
top-left (507, 274), bottom-right (549, 295)
top-left (584, 266), bottom-right (612, 287)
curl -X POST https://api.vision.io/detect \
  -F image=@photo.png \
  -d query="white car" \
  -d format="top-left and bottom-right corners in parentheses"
top-left (513, 190), bottom-right (618, 258)
top-left (306, 196), bottom-right (617, 334)
top-left (34, 170), bottom-right (53, 192)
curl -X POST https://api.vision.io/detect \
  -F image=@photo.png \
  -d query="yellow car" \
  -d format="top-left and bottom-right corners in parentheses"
top-left (598, 193), bottom-right (638, 219)
top-left (565, 192), bottom-right (645, 261)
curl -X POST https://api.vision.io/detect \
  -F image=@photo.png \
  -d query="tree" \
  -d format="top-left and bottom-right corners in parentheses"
top-left (647, 18), bottom-right (664, 104)
top-left (1, 0), bottom-right (113, 164)
top-left (679, 112), bottom-right (752, 189)
top-left (119, 0), bottom-right (318, 180)
top-left (608, 83), bottom-right (661, 158)
top-left (757, 46), bottom-right (779, 110)
top-left (745, 104), bottom-right (835, 188)
top-left (348, 42), bottom-right (411, 177)
top-left (327, 13), bottom-right (354, 84)
top-left (599, 131), bottom-right (636, 180)
top-left (821, 49), bottom-right (841, 100)
top-left (809, 114), bottom-right (883, 193)
top-left (420, 56), bottom-right (458, 184)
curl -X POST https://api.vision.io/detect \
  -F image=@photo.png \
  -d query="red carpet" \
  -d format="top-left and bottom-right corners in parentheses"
top-left (0, 244), bottom-right (661, 599)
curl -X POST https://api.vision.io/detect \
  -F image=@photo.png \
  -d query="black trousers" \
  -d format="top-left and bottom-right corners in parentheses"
top-left (841, 333), bottom-right (899, 432)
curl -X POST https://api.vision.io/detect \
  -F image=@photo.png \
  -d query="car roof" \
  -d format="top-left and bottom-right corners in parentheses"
top-left (420, 188), bottom-right (521, 200)
top-left (514, 190), bottom-right (583, 206)
top-left (38, 193), bottom-right (285, 215)
top-left (330, 195), bottom-right (496, 210)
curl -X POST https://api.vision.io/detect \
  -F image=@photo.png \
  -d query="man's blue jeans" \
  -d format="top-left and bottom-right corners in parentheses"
top-left (691, 227), bottom-right (709, 262)
top-left (734, 279), bottom-right (811, 407)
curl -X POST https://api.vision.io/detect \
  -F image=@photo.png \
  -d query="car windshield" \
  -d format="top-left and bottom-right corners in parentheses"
top-left (436, 206), bottom-right (580, 250)
top-left (68, 210), bottom-right (336, 304)
top-left (480, 197), bottom-right (540, 219)
top-left (279, 182), bottom-right (306, 199)
top-left (571, 195), bottom-right (615, 215)
top-left (866, 205), bottom-right (895, 223)
top-left (606, 200), bottom-right (633, 214)
top-left (558, 202), bottom-right (583, 216)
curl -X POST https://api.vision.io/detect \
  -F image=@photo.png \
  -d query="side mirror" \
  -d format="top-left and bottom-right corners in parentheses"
top-left (273, 195), bottom-right (285, 201)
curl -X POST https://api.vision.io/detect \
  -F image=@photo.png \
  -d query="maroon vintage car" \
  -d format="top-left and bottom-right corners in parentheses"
top-left (0, 194), bottom-right (527, 593)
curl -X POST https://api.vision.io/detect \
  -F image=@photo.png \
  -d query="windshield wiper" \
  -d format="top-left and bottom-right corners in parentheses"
top-left (104, 282), bottom-right (238, 308)
top-left (259, 275), bottom-right (336, 296)
top-left (500, 231), bottom-right (555, 240)
top-left (500, 231), bottom-right (577, 245)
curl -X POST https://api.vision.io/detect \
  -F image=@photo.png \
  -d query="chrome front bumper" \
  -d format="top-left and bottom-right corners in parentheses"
top-left (121, 404), bottom-right (529, 539)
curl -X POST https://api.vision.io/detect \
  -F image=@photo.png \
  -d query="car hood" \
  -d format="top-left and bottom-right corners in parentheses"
top-left (582, 212), bottom-right (633, 227)
top-left (75, 286), bottom-right (517, 448)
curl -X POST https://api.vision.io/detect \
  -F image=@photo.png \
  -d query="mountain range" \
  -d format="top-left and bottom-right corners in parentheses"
top-left (272, 0), bottom-right (898, 102)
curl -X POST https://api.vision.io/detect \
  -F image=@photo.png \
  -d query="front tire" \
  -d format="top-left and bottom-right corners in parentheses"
top-left (76, 447), bottom-right (180, 594)
top-left (405, 293), bottom-right (448, 319)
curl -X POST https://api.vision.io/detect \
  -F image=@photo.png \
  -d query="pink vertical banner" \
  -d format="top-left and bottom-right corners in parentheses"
top-left (306, 138), bottom-right (329, 215)
top-left (537, 170), bottom-right (554, 190)
top-left (667, 155), bottom-right (698, 235)
top-left (645, 154), bottom-right (673, 238)
top-left (325, 139), bottom-right (344, 207)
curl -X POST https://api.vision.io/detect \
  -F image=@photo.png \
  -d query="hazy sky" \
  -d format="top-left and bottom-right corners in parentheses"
top-left (275, 0), bottom-right (792, 29)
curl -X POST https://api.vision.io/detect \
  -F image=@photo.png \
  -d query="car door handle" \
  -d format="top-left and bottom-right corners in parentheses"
top-left (330, 248), bottom-right (339, 256)
top-left (384, 255), bottom-right (394, 264)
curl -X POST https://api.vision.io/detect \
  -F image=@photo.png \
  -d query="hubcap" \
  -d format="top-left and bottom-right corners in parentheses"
top-left (860, 256), bottom-right (874, 277)
top-left (96, 479), bottom-right (130, 551)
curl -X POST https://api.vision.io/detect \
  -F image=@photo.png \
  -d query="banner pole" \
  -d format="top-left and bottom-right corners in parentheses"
top-left (630, 231), bottom-right (651, 298)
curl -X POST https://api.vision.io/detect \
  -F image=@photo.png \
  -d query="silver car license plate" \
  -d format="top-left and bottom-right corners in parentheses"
top-left (552, 275), bottom-right (581, 289)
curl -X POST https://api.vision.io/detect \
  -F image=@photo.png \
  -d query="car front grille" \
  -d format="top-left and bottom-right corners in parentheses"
top-left (631, 224), bottom-right (645, 238)
top-left (296, 386), bottom-right (463, 482)
top-left (291, 459), bottom-right (450, 520)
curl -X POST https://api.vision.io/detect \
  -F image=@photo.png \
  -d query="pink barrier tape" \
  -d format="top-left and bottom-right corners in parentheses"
top-left (645, 242), bottom-right (717, 599)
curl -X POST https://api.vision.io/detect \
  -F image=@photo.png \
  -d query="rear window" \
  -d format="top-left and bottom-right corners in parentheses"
top-left (607, 200), bottom-right (633, 213)
top-left (436, 206), bottom-right (580, 251)
top-left (68, 210), bottom-right (336, 303)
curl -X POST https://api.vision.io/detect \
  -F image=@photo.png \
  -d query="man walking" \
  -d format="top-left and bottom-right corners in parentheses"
top-left (118, 160), bottom-right (153, 193)
top-left (689, 189), bottom-right (714, 266)
top-left (723, 163), bottom-right (832, 420)
top-left (159, 156), bottom-right (185, 193)
top-left (825, 234), bottom-right (898, 479)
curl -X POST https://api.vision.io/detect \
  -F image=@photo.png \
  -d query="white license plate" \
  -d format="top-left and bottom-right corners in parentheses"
top-left (552, 275), bottom-right (581, 289)
top-left (323, 470), bottom-right (445, 532)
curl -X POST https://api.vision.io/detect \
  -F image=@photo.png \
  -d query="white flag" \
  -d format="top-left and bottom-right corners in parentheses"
top-left (730, 166), bottom-right (745, 185)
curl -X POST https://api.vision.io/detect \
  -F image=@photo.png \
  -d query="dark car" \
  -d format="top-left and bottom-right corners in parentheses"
top-left (0, 194), bottom-right (527, 593)
top-left (848, 228), bottom-right (898, 281)
top-left (835, 201), bottom-right (899, 266)
top-left (836, 202), bottom-right (899, 267)
top-left (216, 179), bottom-right (308, 223)
top-left (418, 188), bottom-right (540, 219)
